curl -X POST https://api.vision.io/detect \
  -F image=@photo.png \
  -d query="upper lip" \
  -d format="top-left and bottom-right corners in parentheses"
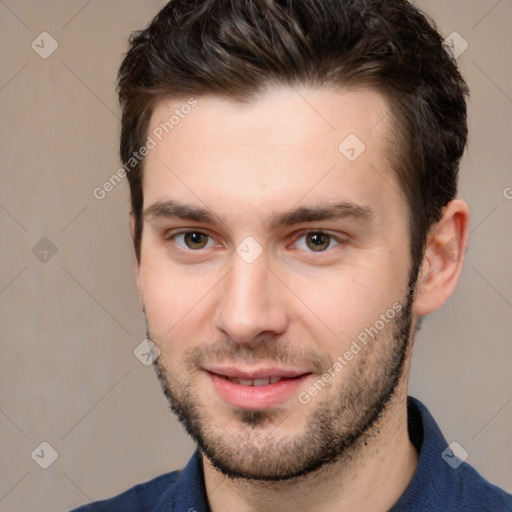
top-left (204, 366), bottom-right (311, 380)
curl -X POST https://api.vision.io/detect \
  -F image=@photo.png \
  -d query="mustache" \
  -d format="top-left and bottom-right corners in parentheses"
top-left (168, 335), bottom-right (330, 374)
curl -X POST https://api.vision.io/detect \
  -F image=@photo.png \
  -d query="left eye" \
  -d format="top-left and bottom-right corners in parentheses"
top-left (173, 232), bottom-right (216, 250)
top-left (294, 232), bottom-right (340, 252)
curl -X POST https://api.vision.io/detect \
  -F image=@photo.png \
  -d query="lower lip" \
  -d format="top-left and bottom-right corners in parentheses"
top-left (208, 372), bottom-right (311, 410)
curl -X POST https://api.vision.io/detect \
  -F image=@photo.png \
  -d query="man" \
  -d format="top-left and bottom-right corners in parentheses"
top-left (73, 0), bottom-right (512, 510)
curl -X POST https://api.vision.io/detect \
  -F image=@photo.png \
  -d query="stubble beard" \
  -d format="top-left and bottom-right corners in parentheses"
top-left (149, 279), bottom-right (417, 482)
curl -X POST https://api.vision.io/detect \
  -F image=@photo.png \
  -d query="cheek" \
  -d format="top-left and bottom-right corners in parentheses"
top-left (289, 258), bottom-right (408, 351)
top-left (139, 260), bottom-right (209, 337)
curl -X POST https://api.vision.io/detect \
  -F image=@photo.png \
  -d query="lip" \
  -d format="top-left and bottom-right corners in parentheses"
top-left (205, 365), bottom-right (309, 380)
top-left (205, 366), bottom-right (313, 410)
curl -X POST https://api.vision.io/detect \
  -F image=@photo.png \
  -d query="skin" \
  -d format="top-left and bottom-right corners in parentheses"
top-left (132, 86), bottom-right (469, 512)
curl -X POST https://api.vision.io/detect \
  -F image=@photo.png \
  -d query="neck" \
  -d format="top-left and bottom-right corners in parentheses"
top-left (203, 382), bottom-right (418, 512)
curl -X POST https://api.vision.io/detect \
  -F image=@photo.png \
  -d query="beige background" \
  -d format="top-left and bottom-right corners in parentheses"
top-left (0, 1), bottom-right (511, 510)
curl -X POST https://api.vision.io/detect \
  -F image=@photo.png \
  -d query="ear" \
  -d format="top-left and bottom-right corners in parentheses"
top-left (129, 214), bottom-right (143, 304)
top-left (414, 200), bottom-right (470, 316)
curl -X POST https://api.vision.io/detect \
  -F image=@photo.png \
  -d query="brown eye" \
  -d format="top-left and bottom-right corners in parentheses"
top-left (183, 232), bottom-right (209, 249)
top-left (305, 233), bottom-right (332, 252)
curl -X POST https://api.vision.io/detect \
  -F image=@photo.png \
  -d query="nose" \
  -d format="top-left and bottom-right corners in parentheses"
top-left (214, 255), bottom-right (288, 344)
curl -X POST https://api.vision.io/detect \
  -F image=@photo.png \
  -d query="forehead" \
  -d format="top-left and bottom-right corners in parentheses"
top-left (142, 86), bottom-right (404, 225)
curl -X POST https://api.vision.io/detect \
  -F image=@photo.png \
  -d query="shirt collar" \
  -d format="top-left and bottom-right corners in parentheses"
top-left (173, 450), bottom-right (210, 512)
top-left (390, 396), bottom-right (455, 510)
top-left (169, 397), bottom-right (453, 512)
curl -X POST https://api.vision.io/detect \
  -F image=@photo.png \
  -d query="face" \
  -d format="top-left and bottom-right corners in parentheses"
top-left (136, 86), bottom-right (418, 480)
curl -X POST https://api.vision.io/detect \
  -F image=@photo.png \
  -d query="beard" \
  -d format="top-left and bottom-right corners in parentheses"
top-left (149, 276), bottom-right (417, 482)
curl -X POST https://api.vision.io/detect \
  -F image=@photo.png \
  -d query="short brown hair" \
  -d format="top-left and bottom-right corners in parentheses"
top-left (118, 0), bottom-right (469, 268)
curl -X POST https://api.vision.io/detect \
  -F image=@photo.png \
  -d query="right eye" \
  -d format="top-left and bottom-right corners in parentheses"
top-left (171, 231), bottom-right (216, 250)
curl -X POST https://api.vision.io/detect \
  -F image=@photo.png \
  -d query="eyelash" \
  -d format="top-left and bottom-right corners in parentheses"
top-left (291, 231), bottom-right (341, 252)
top-left (165, 230), bottom-right (219, 250)
top-left (165, 229), bottom-right (345, 254)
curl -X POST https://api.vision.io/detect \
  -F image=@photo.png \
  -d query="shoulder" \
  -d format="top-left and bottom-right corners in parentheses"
top-left (452, 462), bottom-right (512, 512)
top-left (69, 470), bottom-right (181, 512)
top-left (394, 397), bottom-right (512, 511)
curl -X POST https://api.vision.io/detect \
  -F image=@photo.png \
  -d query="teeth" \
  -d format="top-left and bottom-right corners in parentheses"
top-left (227, 376), bottom-right (284, 386)
top-left (253, 378), bottom-right (270, 387)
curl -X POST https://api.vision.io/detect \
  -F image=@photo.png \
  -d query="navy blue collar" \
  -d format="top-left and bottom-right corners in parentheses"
top-left (152, 396), bottom-right (511, 511)
top-left (173, 450), bottom-right (209, 512)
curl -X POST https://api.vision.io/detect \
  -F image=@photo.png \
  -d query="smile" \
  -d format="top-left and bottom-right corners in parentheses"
top-left (205, 367), bottom-right (313, 409)
top-left (223, 376), bottom-right (285, 386)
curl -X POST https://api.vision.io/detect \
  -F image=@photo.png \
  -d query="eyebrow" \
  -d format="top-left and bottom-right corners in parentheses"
top-left (143, 199), bottom-right (375, 228)
top-left (143, 200), bottom-right (218, 224)
top-left (268, 202), bottom-right (375, 230)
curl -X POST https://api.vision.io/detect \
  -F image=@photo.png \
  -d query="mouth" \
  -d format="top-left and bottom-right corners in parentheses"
top-left (222, 375), bottom-right (287, 386)
top-left (204, 366), bottom-right (313, 409)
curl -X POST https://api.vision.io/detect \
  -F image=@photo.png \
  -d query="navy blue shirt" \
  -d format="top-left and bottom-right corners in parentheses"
top-left (71, 397), bottom-right (512, 511)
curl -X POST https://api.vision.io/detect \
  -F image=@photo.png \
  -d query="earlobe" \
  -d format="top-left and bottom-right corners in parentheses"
top-left (129, 214), bottom-right (144, 306)
top-left (414, 200), bottom-right (470, 316)
top-left (134, 260), bottom-right (142, 297)
top-left (129, 213), bottom-right (136, 242)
